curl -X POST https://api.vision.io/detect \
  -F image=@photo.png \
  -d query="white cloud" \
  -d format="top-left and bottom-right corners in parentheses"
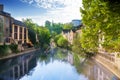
top-left (20, 0), bottom-right (66, 9)
top-left (18, 0), bottom-right (83, 26)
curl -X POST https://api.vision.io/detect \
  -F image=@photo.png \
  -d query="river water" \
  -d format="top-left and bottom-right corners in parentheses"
top-left (0, 48), bottom-right (119, 80)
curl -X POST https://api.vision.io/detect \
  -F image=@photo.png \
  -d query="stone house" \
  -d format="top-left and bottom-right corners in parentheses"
top-left (0, 4), bottom-right (28, 45)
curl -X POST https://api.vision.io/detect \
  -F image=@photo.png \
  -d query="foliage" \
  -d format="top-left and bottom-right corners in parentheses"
top-left (23, 19), bottom-right (51, 49)
top-left (28, 29), bottom-right (36, 45)
top-left (54, 34), bottom-right (68, 48)
top-left (45, 20), bottom-right (63, 34)
top-left (80, 0), bottom-right (120, 52)
top-left (72, 34), bottom-right (86, 56)
top-left (72, 32), bottom-right (96, 58)
top-left (54, 34), bottom-right (63, 45)
top-left (45, 20), bottom-right (51, 28)
top-left (0, 45), bottom-right (11, 56)
top-left (63, 23), bottom-right (73, 30)
top-left (37, 27), bottom-right (51, 49)
top-left (102, 39), bottom-right (120, 52)
top-left (57, 37), bottom-right (68, 48)
top-left (9, 44), bottom-right (19, 53)
top-left (23, 19), bottom-right (37, 45)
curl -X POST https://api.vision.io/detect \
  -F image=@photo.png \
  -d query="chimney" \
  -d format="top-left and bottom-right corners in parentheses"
top-left (0, 4), bottom-right (3, 11)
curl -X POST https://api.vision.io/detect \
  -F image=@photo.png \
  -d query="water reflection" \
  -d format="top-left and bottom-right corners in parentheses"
top-left (0, 51), bottom-right (38, 80)
top-left (0, 48), bottom-right (119, 80)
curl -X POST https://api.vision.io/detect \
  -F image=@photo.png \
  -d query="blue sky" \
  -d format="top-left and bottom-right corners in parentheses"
top-left (0, 0), bottom-right (82, 25)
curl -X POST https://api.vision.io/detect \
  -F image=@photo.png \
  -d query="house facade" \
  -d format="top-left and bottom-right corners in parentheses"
top-left (62, 29), bottom-right (75, 44)
top-left (0, 4), bottom-right (28, 45)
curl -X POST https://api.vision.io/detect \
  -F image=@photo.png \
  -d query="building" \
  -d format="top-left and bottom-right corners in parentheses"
top-left (72, 19), bottom-right (82, 27)
top-left (62, 29), bottom-right (75, 44)
top-left (0, 4), bottom-right (28, 45)
top-left (62, 19), bottom-right (82, 44)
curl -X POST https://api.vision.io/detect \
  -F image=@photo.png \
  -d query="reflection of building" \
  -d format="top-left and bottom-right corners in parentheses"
top-left (0, 4), bottom-right (28, 45)
top-left (83, 61), bottom-right (119, 80)
top-left (0, 53), bottom-right (37, 80)
top-left (67, 52), bottom-right (73, 64)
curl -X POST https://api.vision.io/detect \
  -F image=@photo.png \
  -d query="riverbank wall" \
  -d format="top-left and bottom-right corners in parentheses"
top-left (0, 48), bottom-right (40, 60)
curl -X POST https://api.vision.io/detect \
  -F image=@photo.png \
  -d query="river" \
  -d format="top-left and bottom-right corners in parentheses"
top-left (0, 48), bottom-right (119, 80)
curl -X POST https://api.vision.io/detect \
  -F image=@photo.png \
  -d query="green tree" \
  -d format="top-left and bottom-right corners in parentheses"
top-left (54, 34), bottom-right (68, 48)
top-left (23, 19), bottom-right (37, 44)
top-left (57, 37), bottom-right (68, 48)
top-left (45, 20), bottom-right (63, 34)
top-left (63, 23), bottom-right (72, 30)
top-left (23, 19), bottom-right (51, 49)
top-left (37, 27), bottom-right (51, 49)
top-left (45, 20), bottom-right (51, 28)
top-left (80, 0), bottom-right (120, 52)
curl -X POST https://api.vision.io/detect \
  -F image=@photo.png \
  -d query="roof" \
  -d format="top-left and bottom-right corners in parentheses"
top-left (72, 19), bottom-right (81, 22)
top-left (0, 11), bottom-right (11, 17)
top-left (13, 19), bottom-right (27, 27)
top-left (62, 29), bottom-right (71, 33)
top-left (63, 24), bottom-right (83, 33)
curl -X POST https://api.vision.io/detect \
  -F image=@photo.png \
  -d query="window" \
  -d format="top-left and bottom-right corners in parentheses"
top-left (5, 37), bottom-right (10, 43)
top-left (20, 27), bottom-right (22, 33)
top-left (5, 17), bottom-right (10, 37)
top-left (14, 33), bottom-right (17, 39)
top-left (24, 28), bottom-right (26, 39)
top-left (14, 26), bottom-right (18, 32)
top-left (20, 34), bottom-right (22, 39)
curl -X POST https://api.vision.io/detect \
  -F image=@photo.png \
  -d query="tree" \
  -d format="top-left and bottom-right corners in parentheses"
top-left (80, 0), bottom-right (120, 52)
top-left (45, 20), bottom-right (63, 34)
top-left (23, 19), bottom-right (37, 44)
top-left (57, 36), bottom-right (68, 48)
top-left (72, 34), bottom-right (85, 56)
top-left (23, 19), bottom-right (51, 49)
top-left (37, 27), bottom-right (51, 49)
top-left (63, 23), bottom-right (73, 30)
top-left (45, 20), bottom-right (51, 28)
top-left (54, 34), bottom-right (68, 48)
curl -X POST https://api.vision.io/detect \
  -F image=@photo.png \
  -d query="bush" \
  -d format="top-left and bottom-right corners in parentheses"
top-left (57, 36), bottom-right (68, 48)
top-left (9, 44), bottom-right (19, 53)
top-left (0, 45), bottom-right (11, 56)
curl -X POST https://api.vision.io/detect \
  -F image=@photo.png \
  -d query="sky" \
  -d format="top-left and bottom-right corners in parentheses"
top-left (0, 0), bottom-right (82, 26)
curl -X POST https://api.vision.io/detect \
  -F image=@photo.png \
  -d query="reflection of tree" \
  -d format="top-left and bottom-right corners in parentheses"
top-left (38, 48), bottom-right (68, 65)
top-left (73, 53), bottom-right (95, 80)
top-left (39, 53), bottom-right (51, 65)
top-left (73, 53), bottom-right (84, 74)
top-left (73, 53), bottom-right (90, 74)
top-left (54, 49), bottom-right (67, 60)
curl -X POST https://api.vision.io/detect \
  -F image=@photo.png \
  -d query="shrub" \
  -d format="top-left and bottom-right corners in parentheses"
top-left (57, 36), bottom-right (68, 48)
top-left (9, 44), bottom-right (19, 53)
top-left (0, 45), bottom-right (11, 56)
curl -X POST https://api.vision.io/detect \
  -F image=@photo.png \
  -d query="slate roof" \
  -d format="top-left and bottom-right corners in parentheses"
top-left (13, 19), bottom-right (27, 27)
top-left (0, 11), bottom-right (11, 17)
top-left (62, 29), bottom-right (71, 33)
top-left (0, 5), bottom-right (27, 28)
